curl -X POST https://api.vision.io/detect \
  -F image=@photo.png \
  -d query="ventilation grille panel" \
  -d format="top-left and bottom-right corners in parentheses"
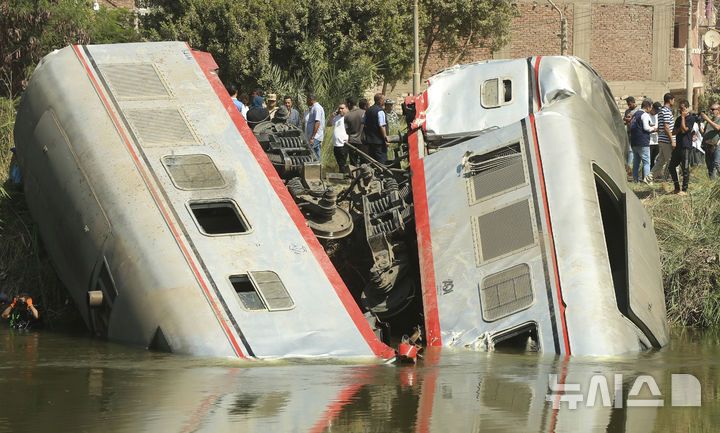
top-left (467, 143), bottom-right (525, 204)
top-left (98, 63), bottom-right (172, 100)
top-left (480, 264), bottom-right (533, 321)
top-left (473, 200), bottom-right (535, 264)
top-left (162, 154), bottom-right (225, 189)
top-left (125, 108), bottom-right (201, 147)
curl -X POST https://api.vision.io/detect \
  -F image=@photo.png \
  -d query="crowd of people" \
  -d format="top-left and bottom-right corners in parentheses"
top-left (225, 84), bottom-right (402, 173)
top-left (624, 93), bottom-right (720, 195)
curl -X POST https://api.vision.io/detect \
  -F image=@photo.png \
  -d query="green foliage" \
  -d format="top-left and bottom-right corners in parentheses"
top-left (635, 171), bottom-right (720, 327)
top-left (419, 0), bottom-right (517, 77)
top-left (0, 0), bottom-right (139, 97)
top-left (140, 0), bottom-right (414, 105)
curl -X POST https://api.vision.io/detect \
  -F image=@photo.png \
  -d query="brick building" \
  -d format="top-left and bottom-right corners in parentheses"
top-left (393, 0), bottom-right (713, 111)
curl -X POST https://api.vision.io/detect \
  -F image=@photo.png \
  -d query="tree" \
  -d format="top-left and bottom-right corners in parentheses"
top-left (141, 0), bottom-right (413, 109)
top-left (1, 1), bottom-right (139, 97)
top-left (418, 0), bottom-right (517, 79)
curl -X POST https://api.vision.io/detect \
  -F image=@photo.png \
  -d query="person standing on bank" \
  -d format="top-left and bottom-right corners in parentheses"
top-left (361, 93), bottom-right (390, 163)
top-left (649, 93), bottom-right (675, 182)
top-left (624, 96), bottom-right (640, 169)
top-left (669, 99), bottom-right (697, 195)
top-left (305, 94), bottom-right (325, 159)
top-left (343, 98), bottom-right (365, 166)
top-left (629, 99), bottom-right (659, 183)
top-left (284, 95), bottom-right (301, 128)
top-left (267, 94), bottom-right (279, 120)
top-left (700, 103), bottom-right (720, 179)
top-left (327, 103), bottom-right (349, 174)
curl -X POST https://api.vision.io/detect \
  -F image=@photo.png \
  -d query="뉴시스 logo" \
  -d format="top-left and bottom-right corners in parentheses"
top-left (545, 374), bottom-right (702, 409)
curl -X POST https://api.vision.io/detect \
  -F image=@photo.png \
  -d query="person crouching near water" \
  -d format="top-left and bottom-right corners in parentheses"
top-left (1, 293), bottom-right (39, 329)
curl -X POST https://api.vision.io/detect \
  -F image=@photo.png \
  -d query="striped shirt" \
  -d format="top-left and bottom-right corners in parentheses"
top-left (657, 106), bottom-right (674, 143)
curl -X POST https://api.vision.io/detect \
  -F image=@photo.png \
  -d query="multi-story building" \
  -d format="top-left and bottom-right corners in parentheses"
top-left (396, 0), bottom-right (716, 111)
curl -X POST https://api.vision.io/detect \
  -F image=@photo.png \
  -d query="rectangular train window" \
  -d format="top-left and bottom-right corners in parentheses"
top-left (481, 78), bottom-right (513, 108)
top-left (230, 275), bottom-right (265, 311)
top-left (466, 142), bottom-right (525, 204)
top-left (230, 272), bottom-right (294, 311)
top-left (189, 200), bottom-right (250, 235)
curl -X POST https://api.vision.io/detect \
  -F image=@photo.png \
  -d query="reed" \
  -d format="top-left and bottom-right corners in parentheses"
top-left (634, 168), bottom-right (720, 327)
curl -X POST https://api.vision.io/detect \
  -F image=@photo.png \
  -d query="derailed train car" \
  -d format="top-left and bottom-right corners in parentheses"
top-left (14, 41), bottom-right (668, 358)
top-left (405, 56), bottom-right (669, 355)
top-left (14, 42), bottom-right (394, 359)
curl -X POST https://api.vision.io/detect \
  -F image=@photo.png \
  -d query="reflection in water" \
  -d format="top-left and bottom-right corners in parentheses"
top-left (0, 328), bottom-right (717, 432)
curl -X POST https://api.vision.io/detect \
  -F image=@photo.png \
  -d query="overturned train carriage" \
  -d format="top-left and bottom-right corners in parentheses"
top-left (14, 42), bottom-right (394, 359)
top-left (407, 56), bottom-right (669, 356)
top-left (14, 41), bottom-right (668, 358)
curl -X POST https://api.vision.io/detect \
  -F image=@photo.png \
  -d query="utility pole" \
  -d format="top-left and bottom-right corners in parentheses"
top-left (413, 0), bottom-right (420, 94)
top-left (687, 0), bottom-right (694, 105)
top-left (547, 0), bottom-right (567, 55)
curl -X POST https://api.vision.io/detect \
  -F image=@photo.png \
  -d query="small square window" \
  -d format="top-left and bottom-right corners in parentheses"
top-left (189, 200), bottom-right (250, 235)
top-left (229, 271), bottom-right (294, 312)
top-left (230, 275), bottom-right (265, 311)
top-left (481, 78), bottom-right (513, 108)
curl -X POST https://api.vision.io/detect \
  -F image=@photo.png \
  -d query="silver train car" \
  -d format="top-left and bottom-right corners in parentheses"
top-left (406, 56), bottom-right (669, 356)
top-left (14, 42), bottom-right (394, 359)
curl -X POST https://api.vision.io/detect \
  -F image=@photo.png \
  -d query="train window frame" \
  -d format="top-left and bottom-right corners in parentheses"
top-left (187, 199), bottom-right (253, 236)
top-left (481, 77), bottom-right (514, 108)
top-left (230, 271), bottom-right (295, 312)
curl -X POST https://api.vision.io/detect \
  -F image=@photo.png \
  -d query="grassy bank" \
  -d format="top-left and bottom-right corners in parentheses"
top-left (631, 168), bottom-right (720, 327)
top-left (0, 97), bottom-right (81, 329)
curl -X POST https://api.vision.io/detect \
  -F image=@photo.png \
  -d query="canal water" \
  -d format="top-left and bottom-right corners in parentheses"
top-left (0, 327), bottom-right (718, 432)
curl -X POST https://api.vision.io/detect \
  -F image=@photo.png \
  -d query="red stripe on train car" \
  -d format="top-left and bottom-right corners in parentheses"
top-left (190, 46), bottom-right (395, 359)
top-left (72, 45), bottom-right (247, 358)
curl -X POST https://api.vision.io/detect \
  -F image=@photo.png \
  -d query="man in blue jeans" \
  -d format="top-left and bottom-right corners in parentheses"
top-left (629, 99), bottom-right (659, 183)
top-left (305, 94), bottom-right (325, 159)
top-left (700, 103), bottom-right (720, 179)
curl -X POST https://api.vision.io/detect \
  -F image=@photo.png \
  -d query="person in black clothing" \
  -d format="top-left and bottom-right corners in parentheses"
top-left (361, 93), bottom-right (390, 163)
top-left (246, 96), bottom-right (270, 130)
top-left (344, 98), bottom-right (365, 166)
top-left (669, 99), bottom-right (696, 195)
top-left (1, 293), bottom-right (40, 329)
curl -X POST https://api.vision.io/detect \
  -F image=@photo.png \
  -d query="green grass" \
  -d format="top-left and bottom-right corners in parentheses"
top-left (631, 166), bottom-right (720, 327)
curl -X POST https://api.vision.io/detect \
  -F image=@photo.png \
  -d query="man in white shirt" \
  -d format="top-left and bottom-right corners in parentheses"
top-left (629, 99), bottom-right (659, 183)
top-left (327, 103), bottom-right (349, 174)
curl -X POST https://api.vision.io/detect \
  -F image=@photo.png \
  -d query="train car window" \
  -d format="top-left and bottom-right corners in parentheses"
top-left (230, 271), bottom-right (294, 311)
top-left (230, 275), bottom-right (265, 311)
top-left (481, 78), bottom-right (499, 107)
top-left (249, 271), bottom-right (294, 311)
top-left (481, 78), bottom-right (513, 108)
top-left (189, 200), bottom-right (250, 235)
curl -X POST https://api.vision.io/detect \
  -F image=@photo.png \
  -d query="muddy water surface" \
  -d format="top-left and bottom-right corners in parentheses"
top-left (0, 327), bottom-right (718, 432)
